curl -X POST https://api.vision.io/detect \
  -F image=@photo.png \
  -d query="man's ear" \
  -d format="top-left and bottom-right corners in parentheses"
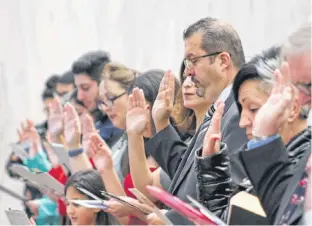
top-left (288, 96), bottom-right (301, 123)
top-left (218, 52), bottom-right (231, 71)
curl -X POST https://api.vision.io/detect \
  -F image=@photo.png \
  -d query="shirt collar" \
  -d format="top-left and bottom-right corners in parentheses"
top-left (215, 84), bottom-right (233, 106)
top-left (206, 84), bottom-right (233, 117)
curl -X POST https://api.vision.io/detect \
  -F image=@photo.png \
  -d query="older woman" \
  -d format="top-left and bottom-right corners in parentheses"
top-left (195, 46), bottom-right (311, 222)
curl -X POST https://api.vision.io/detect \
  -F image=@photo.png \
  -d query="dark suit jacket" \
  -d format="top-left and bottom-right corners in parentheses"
top-left (240, 135), bottom-right (311, 225)
top-left (145, 92), bottom-right (248, 224)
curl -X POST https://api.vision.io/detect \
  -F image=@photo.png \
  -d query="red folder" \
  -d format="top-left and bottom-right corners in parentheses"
top-left (146, 185), bottom-right (221, 225)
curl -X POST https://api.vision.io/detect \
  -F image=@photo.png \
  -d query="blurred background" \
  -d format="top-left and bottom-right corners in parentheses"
top-left (0, 0), bottom-right (310, 224)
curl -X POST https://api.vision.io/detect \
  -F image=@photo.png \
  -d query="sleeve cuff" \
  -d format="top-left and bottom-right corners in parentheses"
top-left (247, 134), bottom-right (280, 150)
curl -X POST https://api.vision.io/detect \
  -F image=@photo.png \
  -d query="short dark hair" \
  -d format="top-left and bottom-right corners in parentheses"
top-left (45, 74), bottom-right (60, 90)
top-left (59, 70), bottom-right (75, 85)
top-left (233, 46), bottom-right (281, 113)
top-left (71, 50), bottom-right (111, 83)
top-left (65, 170), bottom-right (117, 225)
top-left (183, 17), bottom-right (245, 68)
top-left (41, 88), bottom-right (54, 101)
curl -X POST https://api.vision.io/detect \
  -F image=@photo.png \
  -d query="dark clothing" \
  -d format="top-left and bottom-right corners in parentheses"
top-left (239, 127), bottom-right (311, 225)
top-left (93, 109), bottom-right (123, 147)
top-left (145, 92), bottom-right (248, 224)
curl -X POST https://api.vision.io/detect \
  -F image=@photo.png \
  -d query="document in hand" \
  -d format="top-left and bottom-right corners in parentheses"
top-left (76, 187), bottom-right (108, 210)
top-left (227, 191), bottom-right (268, 225)
top-left (70, 200), bottom-right (108, 209)
top-left (101, 190), bottom-right (152, 215)
top-left (50, 143), bottom-right (71, 169)
top-left (5, 209), bottom-right (31, 225)
top-left (128, 188), bottom-right (173, 225)
top-left (9, 164), bottom-right (65, 196)
top-left (146, 185), bottom-right (221, 225)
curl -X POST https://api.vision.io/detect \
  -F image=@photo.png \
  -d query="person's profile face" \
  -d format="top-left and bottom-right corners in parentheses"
top-left (98, 79), bottom-right (129, 129)
top-left (56, 83), bottom-right (75, 97)
top-left (65, 186), bottom-right (99, 226)
top-left (238, 80), bottom-right (269, 140)
top-left (74, 74), bottom-right (99, 111)
top-left (184, 32), bottom-right (225, 102)
top-left (181, 74), bottom-right (210, 111)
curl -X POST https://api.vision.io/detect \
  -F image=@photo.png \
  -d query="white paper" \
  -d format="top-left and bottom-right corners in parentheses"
top-left (5, 209), bottom-right (31, 225)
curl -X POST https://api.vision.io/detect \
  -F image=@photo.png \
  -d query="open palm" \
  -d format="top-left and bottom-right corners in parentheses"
top-left (63, 104), bottom-right (81, 149)
top-left (90, 133), bottom-right (113, 172)
top-left (48, 98), bottom-right (64, 138)
top-left (253, 62), bottom-right (294, 137)
top-left (152, 71), bottom-right (175, 130)
top-left (80, 114), bottom-right (97, 156)
top-left (202, 101), bottom-right (224, 157)
top-left (126, 88), bottom-right (148, 135)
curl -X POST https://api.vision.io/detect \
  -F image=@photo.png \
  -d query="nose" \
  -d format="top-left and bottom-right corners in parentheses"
top-left (182, 76), bottom-right (194, 88)
top-left (239, 110), bottom-right (252, 129)
top-left (66, 203), bottom-right (75, 215)
top-left (184, 66), bottom-right (194, 76)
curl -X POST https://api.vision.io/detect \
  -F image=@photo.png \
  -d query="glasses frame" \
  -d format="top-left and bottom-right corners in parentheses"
top-left (184, 51), bottom-right (223, 68)
top-left (97, 91), bottom-right (127, 108)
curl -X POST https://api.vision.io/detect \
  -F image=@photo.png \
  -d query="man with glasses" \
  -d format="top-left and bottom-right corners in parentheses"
top-left (146, 17), bottom-right (248, 225)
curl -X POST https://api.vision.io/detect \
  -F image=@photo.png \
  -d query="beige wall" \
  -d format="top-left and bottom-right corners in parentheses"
top-left (0, 0), bottom-right (310, 223)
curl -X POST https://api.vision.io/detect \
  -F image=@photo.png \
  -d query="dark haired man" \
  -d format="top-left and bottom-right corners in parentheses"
top-left (146, 17), bottom-right (248, 224)
top-left (71, 50), bottom-right (123, 147)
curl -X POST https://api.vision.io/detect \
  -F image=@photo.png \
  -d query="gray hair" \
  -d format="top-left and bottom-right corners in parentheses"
top-left (183, 17), bottom-right (245, 68)
top-left (281, 20), bottom-right (311, 59)
top-left (253, 46), bottom-right (309, 119)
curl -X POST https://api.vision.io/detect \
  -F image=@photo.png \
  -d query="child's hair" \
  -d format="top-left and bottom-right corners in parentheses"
top-left (65, 170), bottom-right (117, 225)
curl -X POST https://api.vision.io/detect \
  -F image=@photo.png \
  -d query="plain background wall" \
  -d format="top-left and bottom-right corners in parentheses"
top-left (0, 0), bottom-right (310, 223)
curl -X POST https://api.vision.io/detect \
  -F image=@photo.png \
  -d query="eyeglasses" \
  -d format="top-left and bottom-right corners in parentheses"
top-left (184, 51), bottom-right (223, 68)
top-left (96, 92), bottom-right (127, 108)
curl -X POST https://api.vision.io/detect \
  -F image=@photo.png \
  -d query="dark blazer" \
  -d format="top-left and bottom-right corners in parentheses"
top-left (145, 92), bottom-right (248, 224)
top-left (240, 128), bottom-right (311, 225)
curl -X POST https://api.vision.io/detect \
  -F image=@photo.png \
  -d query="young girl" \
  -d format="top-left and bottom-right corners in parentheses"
top-left (65, 170), bottom-right (117, 225)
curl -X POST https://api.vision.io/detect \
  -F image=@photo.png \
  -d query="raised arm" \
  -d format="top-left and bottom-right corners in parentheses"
top-left (63, 104), bottom-right (92, 172)
top-left (127, 88), bottom-right (162, 201)
top-left (147, 71), bottom-right (188, 178)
